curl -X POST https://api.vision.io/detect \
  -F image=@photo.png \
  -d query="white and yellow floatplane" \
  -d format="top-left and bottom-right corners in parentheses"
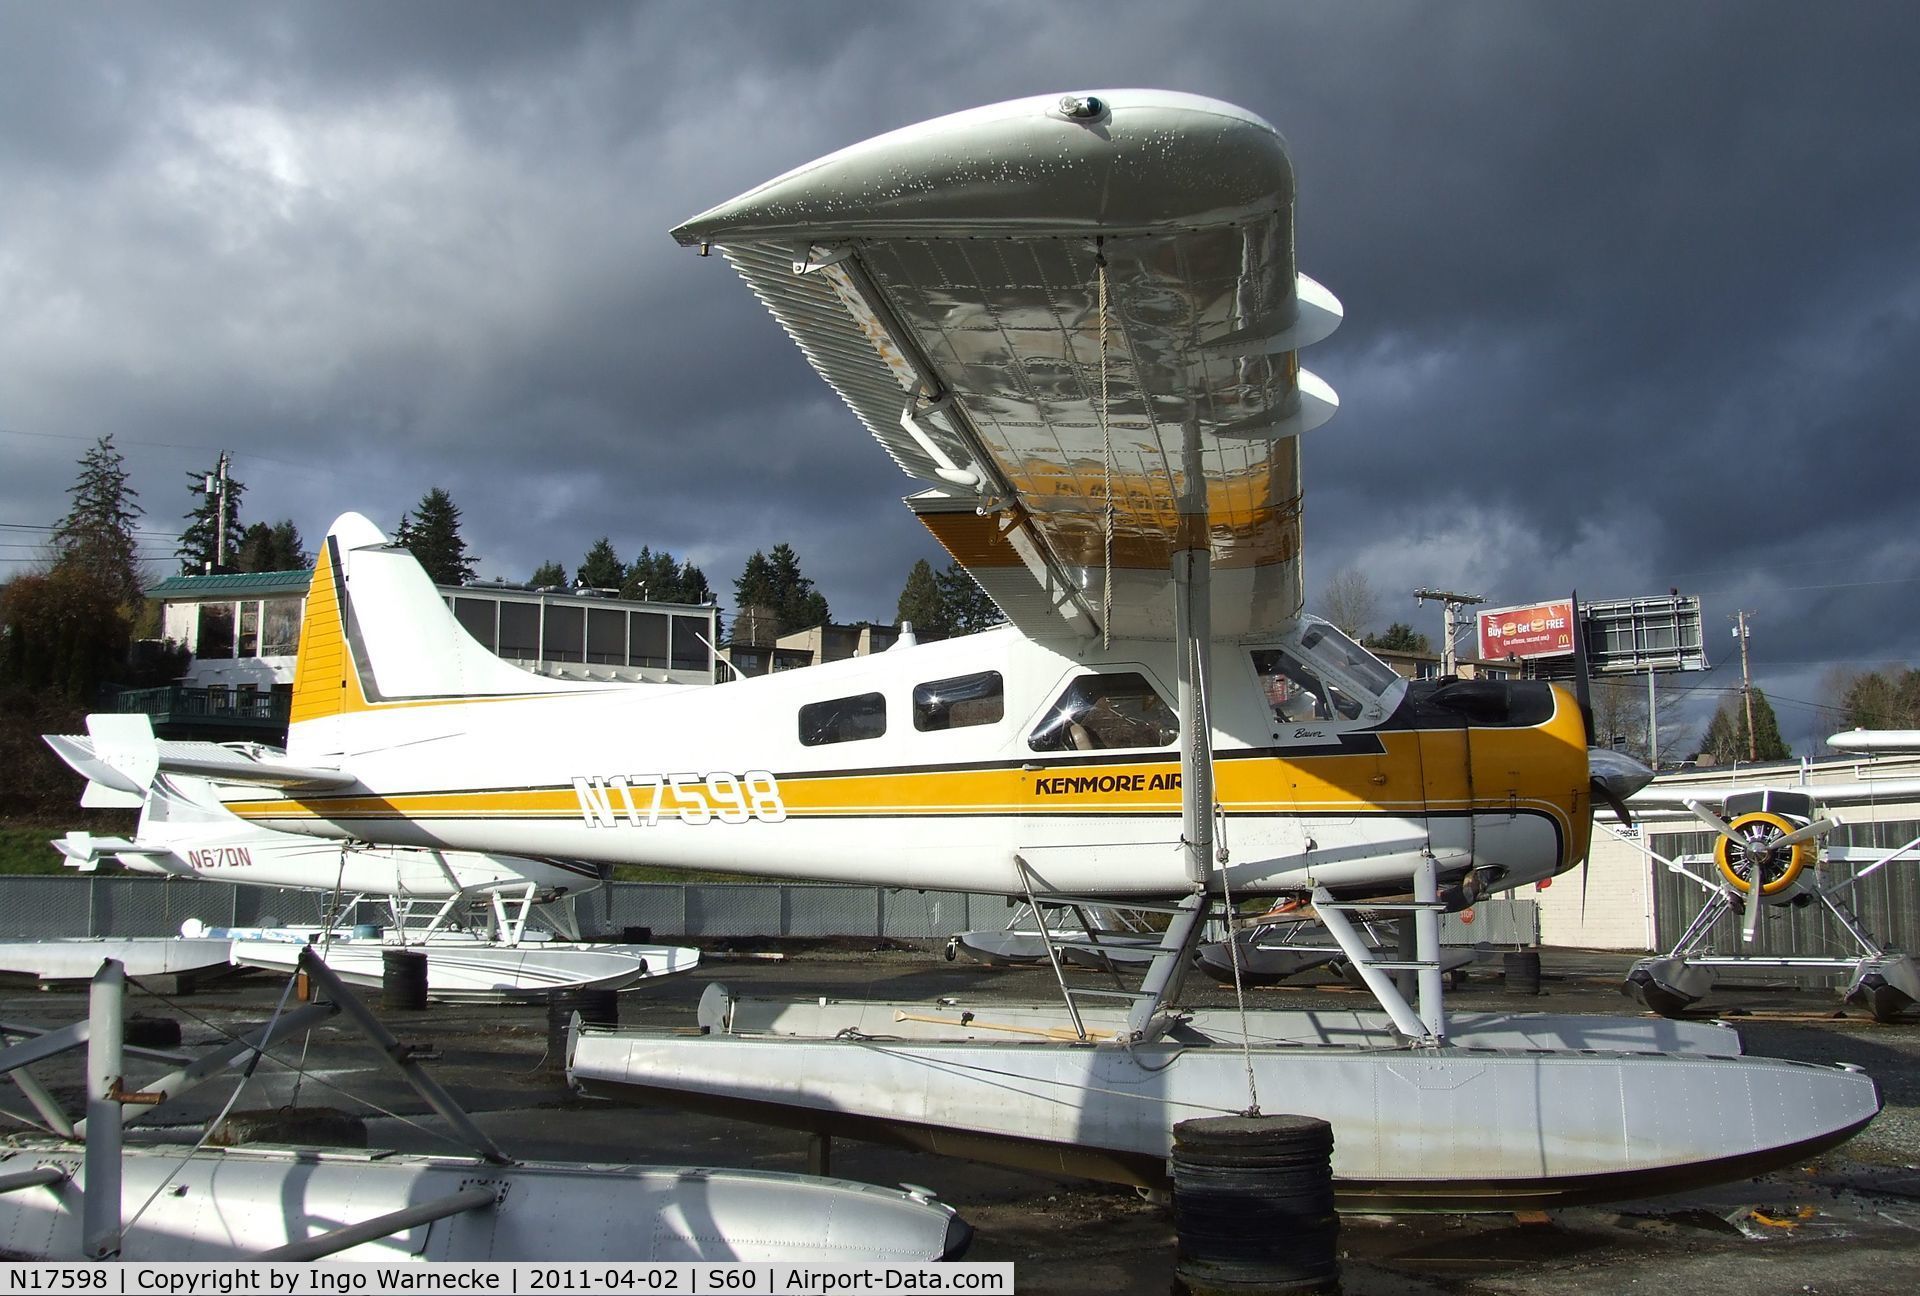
top-left (64, 90), bottom-right (1880, 1209)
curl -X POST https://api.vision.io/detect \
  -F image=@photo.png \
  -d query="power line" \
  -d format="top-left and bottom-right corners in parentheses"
top-left (0, 426), bottom-right (331, 474)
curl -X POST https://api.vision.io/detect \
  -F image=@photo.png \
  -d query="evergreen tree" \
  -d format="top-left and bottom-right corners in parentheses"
top-left (177, 456), bottom-right (244, 574)
top-left (1364, 622), bottom-right (1433, 654)
top-left (53, 434), bottom-right (144, 608)
top-left (1830, 666), bottom-right (1920, 730)
top-left (732, 551), bottom-right (778, 646)
top-left (530, 560), bottom-right (567, 588)
top-left (395, 487), bottom-right (476, 586)
top-left (1699, 689), bottom-right (1790, 763)
top-left (674, 562), bottom-right (714, 608)
top-left (576, 537), bottom-right (624, 591)
top-left (622, 547), bottom-right (714, 606)
top-left (896, 559), bottom-right (949, 637)
top-left (764, 543), bottom-right (829, 631)
top-left (234, 520), bottom-right (309, 572)
top-left (937, 563), bottom-right (1002, 634)
top-left (732, 544), bottom-right (828, 638)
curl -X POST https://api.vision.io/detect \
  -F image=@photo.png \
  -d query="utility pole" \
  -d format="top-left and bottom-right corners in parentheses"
top-left (1733, 610), bottom-right (1756, 761)
top-left (203, 452), bottom-right (231, 574)
top-left (1413, 587), bottom-right (1486, 676)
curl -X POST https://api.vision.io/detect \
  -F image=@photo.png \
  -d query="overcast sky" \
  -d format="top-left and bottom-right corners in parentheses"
top-left (4, 1), bottom-right (1917, 753)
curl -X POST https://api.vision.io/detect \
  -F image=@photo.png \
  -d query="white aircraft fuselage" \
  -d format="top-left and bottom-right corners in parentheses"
top-left (215, 528), bottom-right (1594, 904)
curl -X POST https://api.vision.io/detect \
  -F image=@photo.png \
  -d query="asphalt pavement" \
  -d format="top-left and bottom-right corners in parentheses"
top-left (3, 944), bottom-right (1918, 1294)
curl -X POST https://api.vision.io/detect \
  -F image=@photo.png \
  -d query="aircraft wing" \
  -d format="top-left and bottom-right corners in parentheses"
top-left (1628, 778), bottom-right (1920, 815)
top-left (675, 90), bottom-right (1341, 641)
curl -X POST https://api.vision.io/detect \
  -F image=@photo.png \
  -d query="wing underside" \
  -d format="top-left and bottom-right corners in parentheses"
top-left (678, 91), bottom-right (1342, 642)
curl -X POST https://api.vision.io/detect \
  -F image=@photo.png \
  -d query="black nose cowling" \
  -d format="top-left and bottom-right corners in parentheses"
top-left (1588, 747), bottom-right (1655, 824)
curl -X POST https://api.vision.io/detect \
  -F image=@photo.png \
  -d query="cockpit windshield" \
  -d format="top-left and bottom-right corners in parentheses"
top-left (1297, 620), bottom-right (1402, 697)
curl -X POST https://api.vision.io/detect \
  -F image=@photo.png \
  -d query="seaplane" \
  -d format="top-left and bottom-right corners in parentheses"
top-left (1614, 732), bottom-right (1920, 1022)
top-left (76, 90), bottom-right (1880, 1207)
top-left (35, 718), bottom-right (699, 1000)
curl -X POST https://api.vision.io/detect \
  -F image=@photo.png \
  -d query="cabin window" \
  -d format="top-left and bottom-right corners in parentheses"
top-left (913, 671), bottom-right (1004, 732)
top-left (1251, 648), bottom-right (1363, 722)
top-left (1029, 673), bottom-right (1177, 752)
top-left (800, 692), bottom-right (887, 746)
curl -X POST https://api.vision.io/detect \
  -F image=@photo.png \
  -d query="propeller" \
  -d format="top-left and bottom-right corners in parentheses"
top-left (1683, 799), bottom-right (1837, 942)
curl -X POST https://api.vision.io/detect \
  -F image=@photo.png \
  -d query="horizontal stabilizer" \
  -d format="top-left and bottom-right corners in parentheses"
top-left (45, 716), bottom-right (356, 797)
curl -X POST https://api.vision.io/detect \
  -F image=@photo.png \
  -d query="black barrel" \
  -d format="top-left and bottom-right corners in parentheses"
top-left (1171, 1114), bottom-right (1339, 1295)
top-left (621, 925), bottom-right (653, 944)
top-left (380, 949), bottom-right (429, 1011)
top-left (124, 1014), bottom-right (182, 1049)
top-left (544, 987), bottom-right (619, 1075)
top-left (1504, 950), bottom-right (1543, 995)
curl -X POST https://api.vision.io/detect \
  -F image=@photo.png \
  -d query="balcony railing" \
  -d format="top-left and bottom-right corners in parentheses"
top-left (102, 684), bottom-right (291, 732)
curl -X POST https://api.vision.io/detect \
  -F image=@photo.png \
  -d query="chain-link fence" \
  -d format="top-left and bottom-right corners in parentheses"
top-left (0, 876), bottom-right (1537, 945)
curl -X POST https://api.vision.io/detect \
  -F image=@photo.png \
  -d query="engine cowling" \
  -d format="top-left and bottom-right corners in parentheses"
top-left (1712, 809), bottom-right (1818, 900)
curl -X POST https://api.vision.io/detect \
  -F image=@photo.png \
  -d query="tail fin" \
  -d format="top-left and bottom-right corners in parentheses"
top-left (289, 513), bottom-right (598, 756)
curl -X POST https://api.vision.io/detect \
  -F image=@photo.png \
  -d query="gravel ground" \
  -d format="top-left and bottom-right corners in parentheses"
top-left (3, 944), bottom-right (1917, 1293)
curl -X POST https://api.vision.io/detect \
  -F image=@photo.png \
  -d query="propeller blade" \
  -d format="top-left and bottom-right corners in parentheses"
top-left (1684, 799), bottom-right (1742, 844)
top-left (1742, 883), bottom-right (1763, 943)
top-left (1569, 591), bottom-right (1593, 744)
top-left (1770, 817), bottom-right (1836, 850)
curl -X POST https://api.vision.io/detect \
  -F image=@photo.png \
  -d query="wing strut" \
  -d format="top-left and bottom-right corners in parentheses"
top-left (1174, 420), bottom-right (1214, 891)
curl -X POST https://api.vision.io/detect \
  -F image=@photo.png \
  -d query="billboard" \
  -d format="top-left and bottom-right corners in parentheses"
top-left (1482, 593), bottom-right (1709, 678)
top-left (1477, 600), bottom-right (1576, 661)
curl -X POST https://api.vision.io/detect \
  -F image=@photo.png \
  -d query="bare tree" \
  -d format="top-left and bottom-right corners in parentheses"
top-left (1316, 567), bottom-right (1377, 639)
top-left (1590, 678), bottom-right (1647, 754)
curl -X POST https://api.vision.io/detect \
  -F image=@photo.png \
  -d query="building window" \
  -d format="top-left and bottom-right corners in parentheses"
top-left (799, 692), bottom-right (886, 746)
top-left (629, 612), bottom-right (668, 669)
top-left (237, 601), bottom-right (261, 657)
top-left (1029, 673), bottom-right (1176, 752)
top-left (453, 597), bottom-right (498, 652)
top-left (261, 598), bottom-right (302, 656)
top-left (543, 604), bottom-right (584, 664)
top-left (498, 601), bottom-right (539, 659)
top-left (197, 603), bottom-right (235, 658)
top-left (671, 616), bottom-right (709, 672)
top-left (913, 671), bottom-right (1004, 731)
top-left (587, 608), bottom-right (626, 665)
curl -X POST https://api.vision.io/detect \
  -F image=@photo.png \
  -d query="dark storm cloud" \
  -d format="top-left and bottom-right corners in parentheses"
top-left (4, 1), bottom-right (1918, 745)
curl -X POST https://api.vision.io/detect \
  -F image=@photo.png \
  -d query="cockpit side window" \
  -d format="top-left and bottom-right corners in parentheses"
top-left (1251, 648), bottom-right (1364, 722)
top-left (1029, 672), bottom-right (1178, 753)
